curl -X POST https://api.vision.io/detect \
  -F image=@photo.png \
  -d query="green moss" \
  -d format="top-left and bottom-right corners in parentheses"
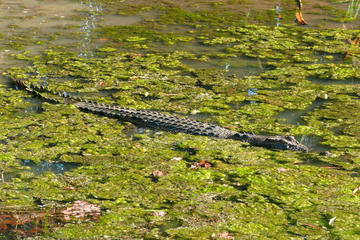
top-left (1, 1), bottom-right (360, 239)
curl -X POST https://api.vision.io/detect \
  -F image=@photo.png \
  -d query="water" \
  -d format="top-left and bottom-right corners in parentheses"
top-left (0, 199), bottom-right (99, 238)
top-left (274, 98), bottom-right (333, 152)
top-left (2, 0), bottom-right (356, 147)
top-left (0, 0), bottom-right (143, 76)
top-left (1, 0), bottom-right (359, 239)
top-left (21, 160), bottom-right (79, 175)
top-left (2, 160), bottom-right (79, 183)
top-left (309, 76), bottom-right (360, 85)
top-left (1, 1), bottom-right (357, 139)
top-left (275, 98), bottom-right (327, 125)
top-left (184, 57), bottom-right (265, 78)
top-left (298, 135), bottom-right (332, 152)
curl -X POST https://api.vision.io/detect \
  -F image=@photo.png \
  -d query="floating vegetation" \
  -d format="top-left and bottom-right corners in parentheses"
top-left (0, 0), bottom-right (360, 239)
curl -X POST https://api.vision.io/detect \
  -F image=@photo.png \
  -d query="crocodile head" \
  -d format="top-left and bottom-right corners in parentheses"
top-left (232, 133), bottom-right (309, 152)
top-left (261, 136), bottom-right (309, 152)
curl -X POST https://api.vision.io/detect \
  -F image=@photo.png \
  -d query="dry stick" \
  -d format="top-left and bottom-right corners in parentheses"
top-left (297, 0), bottom-right (303, 10)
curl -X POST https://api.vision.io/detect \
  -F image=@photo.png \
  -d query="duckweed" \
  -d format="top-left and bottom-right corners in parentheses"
top-left (0, 1), bottom-right (360, 239)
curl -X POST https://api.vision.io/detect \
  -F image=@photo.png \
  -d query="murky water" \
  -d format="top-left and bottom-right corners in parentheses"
top-left (299, 135), bottom-right (332, 152)
top-left (1, 0), bottom-right (357, 149)
top-left (0, 0), bottom-right (143, 70)
top-left (183, 56), bottom-right (266, 78)
top-left (0, 0), bottom-right (355, 67)
top-left (0, 200), bottom-right (100, 239)
top-left (309, 76), bottom-right (360, 85)
top-left (1, 0), bottom-right (359, 239)
top-left (21, 160), bottom-right (80, 175)
top-left (2, 160), bottom-right (79, 182)
top-left (275, 98), bottom-right (327, 125)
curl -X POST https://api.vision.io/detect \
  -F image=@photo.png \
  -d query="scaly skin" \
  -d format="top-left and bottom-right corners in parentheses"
top-left (11, 77), bottom-right (309, 152)
top-left (74, 101), bottom-right (308, 152)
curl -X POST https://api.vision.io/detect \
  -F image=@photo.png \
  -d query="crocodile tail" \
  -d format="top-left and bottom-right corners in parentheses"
top-left (10, 76), bottom-right (80, 104)
top-left (12, 77), bottom-right (48, 98)
top-left (12, 77), bottom-right (55, 96)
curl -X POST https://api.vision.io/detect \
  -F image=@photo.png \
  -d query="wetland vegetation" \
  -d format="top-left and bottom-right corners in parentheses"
top-left (0, 0), bottom-right (359, 239)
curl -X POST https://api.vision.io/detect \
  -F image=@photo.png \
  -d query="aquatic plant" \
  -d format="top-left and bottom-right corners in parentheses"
top-left (346, 0), bottom-right (360, 19)
top-left (2, 0), bottom-right (360, 239)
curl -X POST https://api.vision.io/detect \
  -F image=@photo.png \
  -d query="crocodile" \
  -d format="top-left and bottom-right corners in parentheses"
top-left (11, 78), bottom-right (309, 152)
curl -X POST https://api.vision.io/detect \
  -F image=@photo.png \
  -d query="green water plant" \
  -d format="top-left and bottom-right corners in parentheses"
top-left (346, 0), bottom-right (360, 19)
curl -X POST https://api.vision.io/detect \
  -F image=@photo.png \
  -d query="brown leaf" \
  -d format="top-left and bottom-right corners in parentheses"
top-left (130, 53), bottom-right (143, 59)
top-left (151, 211), bottom-right (166, 217)
top-left (345, 37), bottom-right (360, 60)
top-left (190, 163), bottom-right (200, 169)
top-left (159, 92), bottom-right (178, 96)
top-left (189, 161), bottom-right (211, 169)
top-left (321, 166), bottom-right (338, 169)
top-left (219, 232), bottom-right (234, 239)
top-left (295, 11), bottom-right (307, 25)
top-left (200, 160), bottom-right (211, 168)
top-left (98, 81), bottom-right (104, 87)
top-left (98, 38), bottom-right (110, 42)
top-left (152, 170), bottom-right (166, 177)
top-left (61, 201), bottom-right (101, 221)
top-left (300, 222), bottom-right (324, 230)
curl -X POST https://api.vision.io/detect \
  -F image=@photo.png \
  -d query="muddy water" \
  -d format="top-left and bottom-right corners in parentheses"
top-left (1, 0), bottom-right (357, 150)
top-left (0, 0), bottom-right (143, 69)
top-left (0, 0), bottom-right (356, 67)
top-left (0, 0), bottom-right (359, 239)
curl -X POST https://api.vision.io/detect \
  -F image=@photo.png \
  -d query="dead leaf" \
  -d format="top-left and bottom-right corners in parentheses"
top-left (295, 11), bottom-right (307, 25)
top-left (151, 211), bottom-right (166, 217)
top-left (152, 170), bottom-right (166, 177)
top-left (98, 38), bottom-right (110, 42)
top-left (159, 92), bottom-right (178, 96)
top-left (200, 160), bottom-right (211, 168)
top-left (219, 232), bottom-right (234, 239)
top-left (345, 37), bottom-right (359, 60)
top-left (190, 161), bottom-right (211, 169)
top-left (321, 166), bottom-right (338, 169)
top-left (352, 186), bottom-right (360, 195)
top-left (300, 222), bottom-right (324, 230)
top-left (61, 201), bottom-right (101, 221)
top-left (130, 53), bottom-right (143, 59)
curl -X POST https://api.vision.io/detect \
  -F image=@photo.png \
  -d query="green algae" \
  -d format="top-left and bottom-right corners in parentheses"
top-left (0, 1), bottom-right (360, 239)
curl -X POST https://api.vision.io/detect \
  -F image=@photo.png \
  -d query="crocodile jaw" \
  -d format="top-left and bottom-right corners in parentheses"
top-left (232, 133), bottom-right (309, 152)
top-left (262, 136), bottom-right (309, 152)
